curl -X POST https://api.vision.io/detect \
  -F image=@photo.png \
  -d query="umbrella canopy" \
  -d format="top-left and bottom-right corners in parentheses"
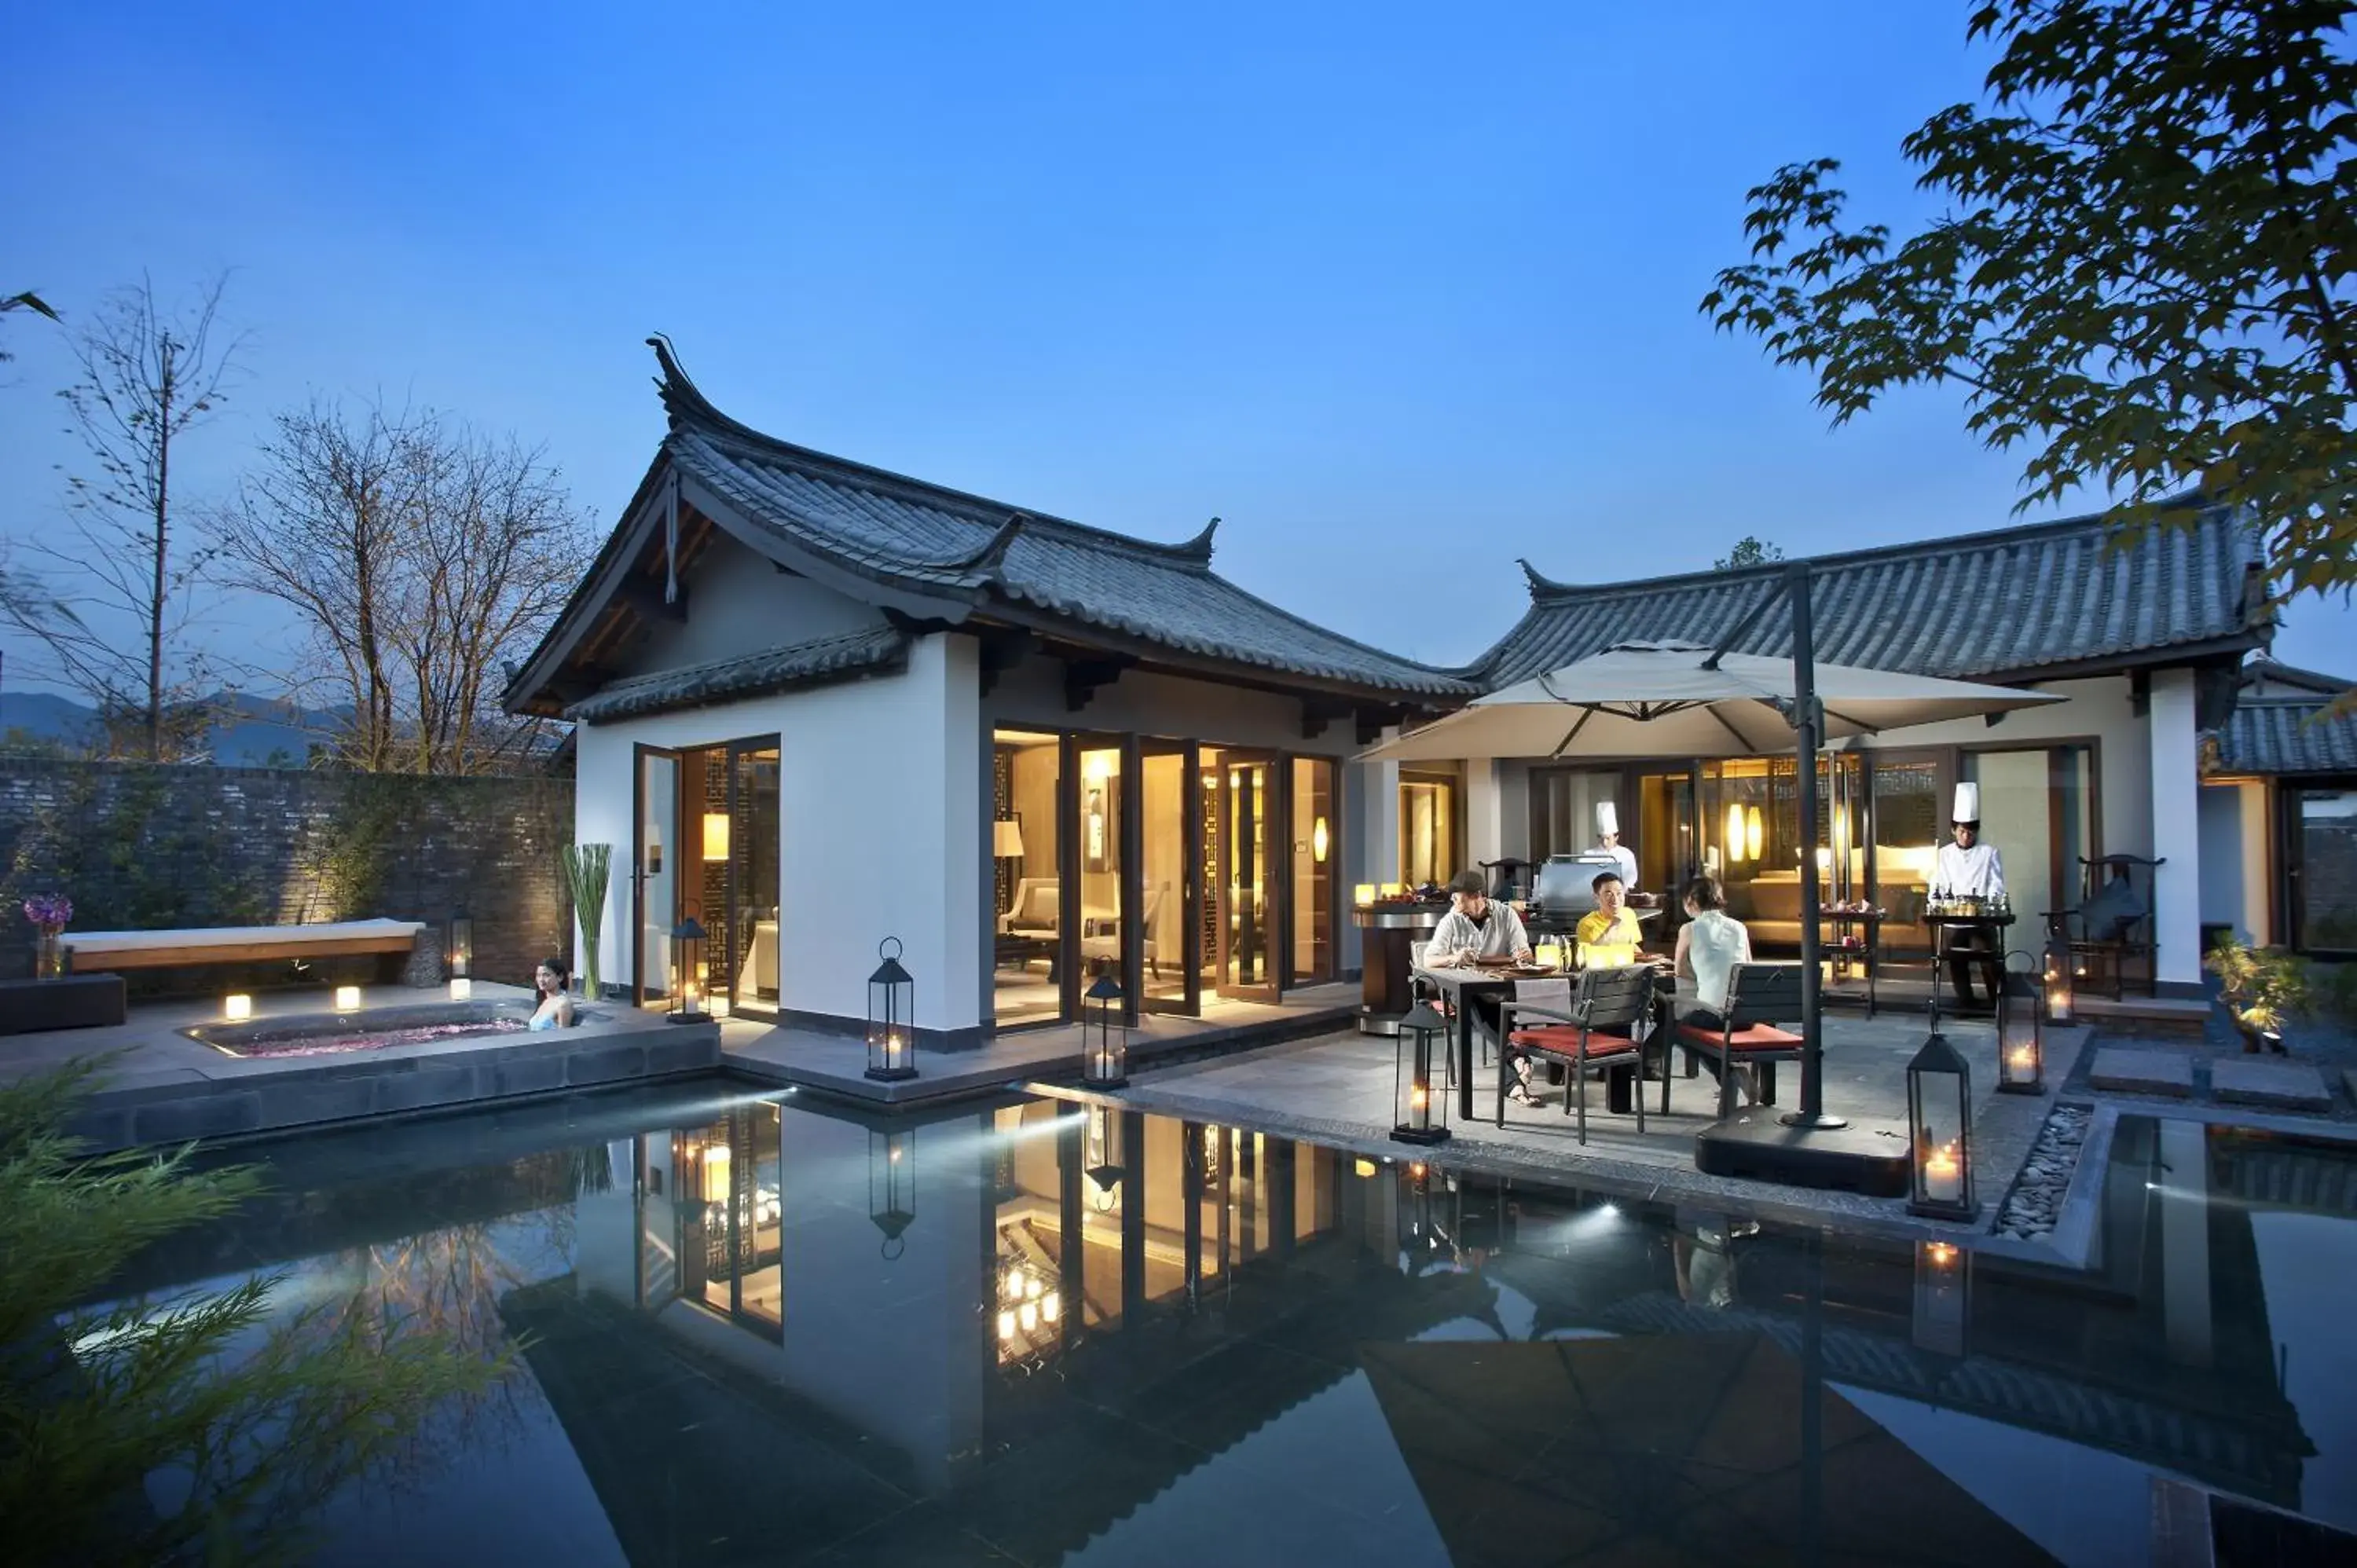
top-left (1362, 642), bottom-right (2062, 762)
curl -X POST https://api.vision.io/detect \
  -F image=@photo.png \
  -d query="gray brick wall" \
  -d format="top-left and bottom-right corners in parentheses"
top-left (0, 760), bottom-right (574, 991)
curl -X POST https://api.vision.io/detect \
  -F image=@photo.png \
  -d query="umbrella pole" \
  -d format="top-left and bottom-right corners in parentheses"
top-left (1782, 562), bottom-right (1847, 1130)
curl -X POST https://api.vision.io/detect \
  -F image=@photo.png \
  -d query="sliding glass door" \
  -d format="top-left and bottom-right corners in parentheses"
top-left (632, 746), bottom-right (680, 1006)
top-left (1211, 749), bottom-right (1283, 1003)
top-left (630, 736), bottom-right (779, 1016)
top-left (1140, 739), bottom-right (1200, 1014)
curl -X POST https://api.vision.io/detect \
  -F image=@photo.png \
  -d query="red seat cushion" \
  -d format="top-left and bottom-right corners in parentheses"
top-left (1509, 1025), bottom-right (1637, 1057)
top-left (1677, 1022), bottom-right (1803, 1052)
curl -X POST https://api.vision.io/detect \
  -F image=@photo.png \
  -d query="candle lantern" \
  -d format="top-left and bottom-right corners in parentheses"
top-left (1905, 1016), bottom-right (1978, 1222)
top-left (667, 917), bottom-right (707, 1024)
top-left (1083, 969), bottom-right (1127, 1086)
top-left (1396, 1160), bottom-right (1453, 1271)
top-left (1911, 1240), bottom-right (1971, 1358)
top-left (333, 985), bottom-right (362, 1013)
top-left (1390, 997), bottom-right (1453, 1146)
top-left (1084, 1104), bottom-right (1126, 1211)
top-left (224, 993), bottom-right (252, 1021)
top-left (2042, 928), bottom-right (2076, 1027)
top-left (869, 1128), bottom-right (916, 1258)
top-left (865, 936), bottom-right (917, 1081)
top-left (448, 913), bottom-right (473, 980)
top-left (1996, 951), bottom-right (2045, 1095)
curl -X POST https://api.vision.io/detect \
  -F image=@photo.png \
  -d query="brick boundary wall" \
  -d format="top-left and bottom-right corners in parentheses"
top-left (0, 760), bottom-right (574, 993)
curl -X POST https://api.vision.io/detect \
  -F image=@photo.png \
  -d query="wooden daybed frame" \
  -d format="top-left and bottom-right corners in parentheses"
top-left (60, 918), bottom-right (427, 974)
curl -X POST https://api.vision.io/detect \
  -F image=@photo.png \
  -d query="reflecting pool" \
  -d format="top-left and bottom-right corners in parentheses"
top-left (93, 1083), bottom-right (2357, 1566)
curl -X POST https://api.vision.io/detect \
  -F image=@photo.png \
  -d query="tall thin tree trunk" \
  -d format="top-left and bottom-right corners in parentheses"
top-left (148, 338), bottom-right (175, 764)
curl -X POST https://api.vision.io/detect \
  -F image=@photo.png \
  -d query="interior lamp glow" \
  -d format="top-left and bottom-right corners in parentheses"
top-left (224, 993), bottom-right (252, 1021)
top-left (1354, 884), bottom-right (1377, 906)
top-left (1745, 806), bottom-right (1764, 863)
top-left (703, 1141), bottom-right (732, 1203)
top-left (1312, 815), bottom-right (1330, 863)
top-left (702, 812), bottom-right (730, 862)
top-left (333, 985), bottom-right (362, 1012)
top-left (1725, 802), bottom-right (1745, 863)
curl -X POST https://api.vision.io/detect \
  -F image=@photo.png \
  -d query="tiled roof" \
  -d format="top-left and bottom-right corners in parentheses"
top-left (560, 627), bottom-right (909, 724)
top-left (1475, 499), bottom-right (2265, 691)
top-left (2209, 698), bottom-right (2357, 776)
top-left (653, 340), bottom-right (1472, 701)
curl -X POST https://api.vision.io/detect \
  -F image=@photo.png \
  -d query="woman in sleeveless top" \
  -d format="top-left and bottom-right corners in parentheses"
top-left (1672, 875), bottom-right (1757, 1101)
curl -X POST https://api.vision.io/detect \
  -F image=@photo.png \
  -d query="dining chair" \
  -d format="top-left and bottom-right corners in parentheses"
top-left (1498, 968), bottom-right (1655, 1144)
top-left (1670, 962), bottom-right (1807, 1119)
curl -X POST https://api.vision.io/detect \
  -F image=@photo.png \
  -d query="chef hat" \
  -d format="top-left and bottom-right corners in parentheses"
top-left (1595, 800), bottom-right (1619, 837)
top-left (1952, 782), bottom-right (1980, 826)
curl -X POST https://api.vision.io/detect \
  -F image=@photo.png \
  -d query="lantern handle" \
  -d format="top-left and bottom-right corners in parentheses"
top-left (879, 1235), bottom-right (905, 1262)
top-left (879, 936), bottom-right (904, 963)
top-left (2003, 948), bottom-right (2035, 973)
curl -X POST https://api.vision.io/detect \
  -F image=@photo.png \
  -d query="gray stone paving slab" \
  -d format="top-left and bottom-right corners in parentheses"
top-left (2210, 1056), bottom-right (2333, 1112)
top-left (2088, 1047), bottom-right (2195, 1097)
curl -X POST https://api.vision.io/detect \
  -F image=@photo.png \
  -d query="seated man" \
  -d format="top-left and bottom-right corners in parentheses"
top-left (1424, 870), bottom-right (1532, 1086)
top-left (1574, 871), bottom-right (1651, 967)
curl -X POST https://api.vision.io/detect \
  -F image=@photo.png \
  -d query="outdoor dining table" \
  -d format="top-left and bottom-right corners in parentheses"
top-left (1413, 959), bottom-right (1677, 1121)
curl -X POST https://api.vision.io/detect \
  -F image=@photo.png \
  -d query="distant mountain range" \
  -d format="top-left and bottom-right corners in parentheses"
top-left (0, 690), bottom-right (344, 766)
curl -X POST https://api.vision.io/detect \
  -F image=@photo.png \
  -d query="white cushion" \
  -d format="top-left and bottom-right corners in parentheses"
top-left (61, 918), bottom-right (426, 952)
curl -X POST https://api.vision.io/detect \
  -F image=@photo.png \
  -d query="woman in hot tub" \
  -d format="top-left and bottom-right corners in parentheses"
top-left (530, 957), bottom-right (577, 1030)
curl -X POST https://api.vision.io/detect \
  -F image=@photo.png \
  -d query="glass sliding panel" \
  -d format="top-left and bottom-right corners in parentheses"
top-left (1637, 768), bottom-right (1695, 902)
top-left (1399, 772), bottom-right (1457, 888)
top-left (1291, 757), bottom-right (1335, 984)
top-left (2054, 744), bottom-right (2095, 905)
top-left (728, 744), bottom-right (780, 1017)
top-left (634, 747), bottom-right (680, 1006)
top-left (1140, 742), bottom-right (1195, 1013)
top-left (1077, 741), bottom-right (1125, 987)
top-left (2295, 788), bottom-right (2357, 953)
top-left (992, 730), bottom-right (1062, 1025)
top-left (1871, 755), bottom-right (1943, 957)
top-left (1215, 751), bottom-right (1280, 1001)
top-left (1965, 749), bottom-right (2050, 921)
top-left (1197, 748), bottom-right (1222, 1000)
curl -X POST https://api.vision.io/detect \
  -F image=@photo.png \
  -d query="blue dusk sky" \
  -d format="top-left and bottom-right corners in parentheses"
top-left (4, 0), bottom-right (2349, 685)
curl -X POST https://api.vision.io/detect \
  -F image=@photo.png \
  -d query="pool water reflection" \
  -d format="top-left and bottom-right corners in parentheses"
top-left (112, 1086), bottom-right (2357, 1566)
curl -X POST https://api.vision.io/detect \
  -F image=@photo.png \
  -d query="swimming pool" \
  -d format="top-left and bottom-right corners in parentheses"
top-left (67, 1083), bottom-right (2357, 1565)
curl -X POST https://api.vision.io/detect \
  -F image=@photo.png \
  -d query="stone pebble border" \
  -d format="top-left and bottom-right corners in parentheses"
top-left (1991, 1100), bottom-right (2093, 1241)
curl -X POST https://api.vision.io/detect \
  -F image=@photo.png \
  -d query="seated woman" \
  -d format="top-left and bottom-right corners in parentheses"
top-left (1671, 875), bottom-right (1758, 1103)
top-left (530, 956), bottom-right (577, 1031)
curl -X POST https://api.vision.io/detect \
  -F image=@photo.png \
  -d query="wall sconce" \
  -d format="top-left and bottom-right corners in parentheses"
top-left (1312, 816), bottom-right (1330, 863)
top-left (224, 993), bottom-right (252, 1021)
top-left (333, 985), bottom-right (362, 1013)
top-left (866, 936), bottom-right (917, 1082)
top-left (702, 811), bottom-right (730, 863)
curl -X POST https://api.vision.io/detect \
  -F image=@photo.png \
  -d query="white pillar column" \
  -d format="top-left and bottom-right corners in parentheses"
top-left (1343, 747), bottom-right (1399, 974)
top-left (2157, 1119), bottom-right (2213, 1368)
top-left (2149, 670), bottom-right (2203, 991)
top-left (1464, 758), bottom-right (1502, 874)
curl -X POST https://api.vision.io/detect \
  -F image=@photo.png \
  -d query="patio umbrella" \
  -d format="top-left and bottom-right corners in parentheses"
top-left (1357, 1333), bottom-right (2057, 1566)
top-left (1362, 642), bottom-right (2061, 764)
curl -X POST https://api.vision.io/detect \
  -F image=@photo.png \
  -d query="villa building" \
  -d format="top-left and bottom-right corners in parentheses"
top-left (2202, 659), bottom-right (2357, 957)
top-left (506, 343), bottom-right (2282, 1048)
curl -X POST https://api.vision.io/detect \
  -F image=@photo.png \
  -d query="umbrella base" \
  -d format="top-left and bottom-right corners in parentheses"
top-left (1694, 1109), bottom-right (1909, 1197)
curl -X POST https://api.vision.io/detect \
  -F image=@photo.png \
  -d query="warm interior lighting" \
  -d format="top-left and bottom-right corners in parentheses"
top-left (1380, 881), bottom-right (1402, 897)
top-left (224, 993), bottom-right (252, 1021)
top-left (1083, 750), bottom-right (1115, 782)
top-left (449, 977), bottom-right (472, 1001)
top-left (1922, 1141), bottom-right (1963, 1204)
top-left (998, 1310), bottom-right (1016, 1341)
top-left (703, 1141), bottom-right (731, 1203)
top-left (1725, 802), bottom-right (1745, 863)
top-left (1745, 806), bottom-right (1764, 863)
top-left (333, 985), bottom-right (361, 1012)
top-left (1312, 816), bottom-right (1330, 863)
top-left (1023, 1273), bottom-right (1042, 1299)
top-left (702, 812), bottom-right (730, 862)
top-left (1018, 1301), bottom-right (1039, 1331)
top-left (1925, 1240), bottom-right (1959, 1269)
top-left (1354, 883), bottom-right (1377, 906)
top-left (1042, 1291), bottom-right (1061, 1322)
top-left (708, 995), bottom-right (732, 1020)
top-left (1354, 1157), bottom-right (1377, 1178)
top-left (993, 819), bottom-right (1025, 858)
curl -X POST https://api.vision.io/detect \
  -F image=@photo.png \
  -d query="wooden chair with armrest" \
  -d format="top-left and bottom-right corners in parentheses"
top-left (1499, 968), bottom-right (1656, 1144)
top-left (1670, 962), bottom-right (1806, 1119)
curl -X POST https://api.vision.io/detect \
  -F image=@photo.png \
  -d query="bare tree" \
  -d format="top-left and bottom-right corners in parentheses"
top-left (8, 274), bottom-right (247, 760)
top-left (212, 399), bottom-right (592, 775)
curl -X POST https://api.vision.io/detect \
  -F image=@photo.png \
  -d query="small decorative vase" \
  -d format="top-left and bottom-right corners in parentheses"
top-left (35, 929), bottom-right (63, 980)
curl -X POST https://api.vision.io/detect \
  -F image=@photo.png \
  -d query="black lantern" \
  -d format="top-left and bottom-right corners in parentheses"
top-left (666, 916), bottom-right (708, 1024)
top-left (870, 1128), bottom-right (915, 1258)
top-left (1905, 1013), bottom-right (1977, 1222)
top-left (1390, 997), bottom-right (1452, 1146)
top-left (866, 936), bottom-right (917, 1082)
top-left (1083, 970), bottom-right (1127, 1086)
top-left (1084, 1104), bottom-right (1126, 1212)
top-left (448, 913), bottom-right (473, 980)
top-left (1996, 951), bottom-right (2045, 1095)
top-left (1911, 1239), bottom-right (1970, 1358)
top-left (2042, 928), bottom-right (2076, 1027)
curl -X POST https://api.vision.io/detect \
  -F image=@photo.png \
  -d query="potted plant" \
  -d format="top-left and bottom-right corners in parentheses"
top-left (20, 892), bottom-right (71, 980)
top-left (2204, 935), bottom-right (2305, 1054)
top-left (559, 844), bottom-right (612, 1000)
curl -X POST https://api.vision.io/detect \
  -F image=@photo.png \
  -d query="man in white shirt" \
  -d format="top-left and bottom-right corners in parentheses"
top-left (1424, 870), bottom-right (1534, 967)
top-left (1593, 801), bottom-right (1638, 892)
top-left (1934, 782), bottom-right (2006, 1009)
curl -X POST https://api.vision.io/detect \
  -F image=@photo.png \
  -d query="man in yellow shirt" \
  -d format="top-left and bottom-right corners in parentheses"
top-left (1574, 870), bottom-right (1647, 963)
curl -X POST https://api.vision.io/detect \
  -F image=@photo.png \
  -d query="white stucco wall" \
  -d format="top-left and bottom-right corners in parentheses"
top-left (573, 633), bottom-right (984, 1036)
top-left (2198, 783), bottom-right (2245, 935)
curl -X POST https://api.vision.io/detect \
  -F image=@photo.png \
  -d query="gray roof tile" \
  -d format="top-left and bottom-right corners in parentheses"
top-left (561, 627), bottom-right (909, 724)
top-left (1478, 500), bottom-right (2264, 690)
top-left (2210, 699), bottom-right (2357, 776)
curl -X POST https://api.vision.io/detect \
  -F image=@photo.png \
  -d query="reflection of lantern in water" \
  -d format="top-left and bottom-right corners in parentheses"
top-left (1085, 1105), bottom-right (1126, 1211)
top-left (1912, 1239), bottom-right (1971, 1357)
top-left (869, 1128), bottom-right (916, 1258)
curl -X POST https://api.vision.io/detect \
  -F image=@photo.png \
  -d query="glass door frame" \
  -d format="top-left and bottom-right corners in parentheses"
top-left (2279, 776), bottom-right (2357, 958)
top-left (1215, 749), bottom-right (1286, 1005)
top-left (1139, 737), bottom-right (1203, 1019)
top-left (713, 735), bottom-right (783, 1020)
top-left (631, 743), bottom-right (681, 1006)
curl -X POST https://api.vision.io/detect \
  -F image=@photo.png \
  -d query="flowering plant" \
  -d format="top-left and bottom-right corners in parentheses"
top-left (22, 893), bottom-right (72, 933)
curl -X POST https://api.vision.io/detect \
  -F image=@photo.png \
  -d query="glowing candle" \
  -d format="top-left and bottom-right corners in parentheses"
top-left (1409, 1083), bottom-right (1429, 1130)
top-left (224, 994), bottom-right (252, 1021)
top-left (333, 985), bottom-right (361, 1012)
top-left (1923, 1143), bottom-right (1963, 1204)
top-left (449, 977), bottom-right (472, 1001)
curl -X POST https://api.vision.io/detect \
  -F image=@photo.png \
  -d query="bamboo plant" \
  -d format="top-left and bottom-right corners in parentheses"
top-left (559, 843), bottom-right (613, 998)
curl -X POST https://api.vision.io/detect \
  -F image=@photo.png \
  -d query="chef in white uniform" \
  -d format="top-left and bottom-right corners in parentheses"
top-left (1594, 801), bottom-right (1638, 892)
top-left (1933, 782), bottom-right (2005, 1009)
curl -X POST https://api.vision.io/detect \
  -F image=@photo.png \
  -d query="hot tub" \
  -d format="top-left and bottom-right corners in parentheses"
top-left (183, 999), bottom-right (603, 1059)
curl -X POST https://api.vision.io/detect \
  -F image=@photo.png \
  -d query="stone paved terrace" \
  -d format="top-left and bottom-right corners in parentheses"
top-left (0, 981), bottom-right (720, 1151)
